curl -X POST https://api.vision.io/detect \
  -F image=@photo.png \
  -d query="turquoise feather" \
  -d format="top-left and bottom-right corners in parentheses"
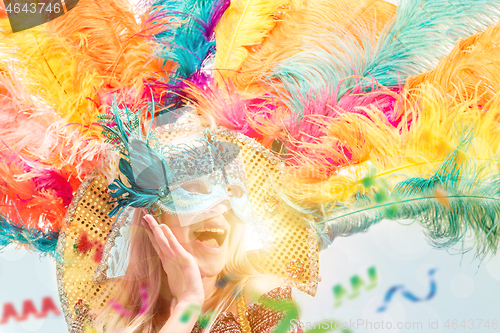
top-left (0, 210), bottom-right (60, 259)
top-left (270, 0), bottom-right (500, 115)
top-left (146, 0), bottom-right (229, 112)
top-left (316, 149), bottom-right (500, 258)
top-left (149, 0), bottom-right (211, 77)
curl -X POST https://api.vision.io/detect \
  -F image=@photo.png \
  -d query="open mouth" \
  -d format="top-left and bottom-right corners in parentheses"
top-left (194, 228), bottom-right (227, 248)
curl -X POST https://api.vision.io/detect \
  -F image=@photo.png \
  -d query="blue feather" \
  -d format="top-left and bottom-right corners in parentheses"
top-left (130, 139), bottom-right (170, 190)
top-left (147, 0), bottom-right (229, 111)
top-left (149, 0), bottom-right (228, 77)
top-left (270, 0), bottom-right (500, 114)
top-left (108, 159), bottom-right (165, 217)
top-left (0, 211), bottom-right (60, 259)
top-left (102, 100), bottom-right (173, 217)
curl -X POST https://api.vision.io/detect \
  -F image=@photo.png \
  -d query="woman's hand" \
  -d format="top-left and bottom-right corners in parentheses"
top-left (142, 214), bottom-right (205, 307)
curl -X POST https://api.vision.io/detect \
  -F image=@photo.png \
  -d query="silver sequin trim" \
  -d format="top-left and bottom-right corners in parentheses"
top-left (282, 227), bottom-right (321, 296)
top-left (56, 172), bottom-right (98, 331)
top-left (94, 207), bottom-right (133, 283)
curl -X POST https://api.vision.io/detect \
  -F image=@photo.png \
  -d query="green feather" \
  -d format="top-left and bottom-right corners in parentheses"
top-left (321, 149), bottom-right (500, 259)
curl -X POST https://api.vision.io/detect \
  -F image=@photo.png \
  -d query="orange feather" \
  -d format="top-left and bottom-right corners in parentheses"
top-left (229, 0), bottom-right (396, 96)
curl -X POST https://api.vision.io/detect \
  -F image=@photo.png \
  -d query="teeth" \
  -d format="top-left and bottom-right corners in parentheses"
top-left (195, 228), bottom-right (225, 235)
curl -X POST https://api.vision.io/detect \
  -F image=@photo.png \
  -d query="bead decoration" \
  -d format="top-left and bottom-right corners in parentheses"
top-left (73, 232), bottom-right (93, 254)
top-left (158, 186), bottom-right (168, 197)
top-left (286, 259), bottom-right (305, 278)
top-left (70, 299), bottom-right (90, 333)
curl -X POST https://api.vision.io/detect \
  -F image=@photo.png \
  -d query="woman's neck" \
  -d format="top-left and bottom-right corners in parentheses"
top-left (202, 275), bottom-right (218, 299)
top-left (201, 277), bottom-right (240, 315)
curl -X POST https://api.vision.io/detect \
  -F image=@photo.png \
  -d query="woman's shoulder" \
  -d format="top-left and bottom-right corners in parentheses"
top-left (242, 276), bottom-right (299, 333)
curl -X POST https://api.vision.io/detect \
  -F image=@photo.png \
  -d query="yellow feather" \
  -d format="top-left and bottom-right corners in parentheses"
top-left (214, 0), bottom-right (289, 82)
top-left (281, 85), bottom-right (500, 206)
top-left (0, 20), bottom-right (102, 128)
top-left (0, 19), bottom-right (105, 176)
top-left (271, 22), bottom-right (500, 207)
top-left (226, 0), bottom-right (396, 95)
top-left (406, 22), bottom-right (500, 108)
top-left (47, 0), bottom-right (163, 90)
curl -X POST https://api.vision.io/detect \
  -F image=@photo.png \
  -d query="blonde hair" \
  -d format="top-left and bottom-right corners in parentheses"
top-left (92, 208), bottom-right (259, 333)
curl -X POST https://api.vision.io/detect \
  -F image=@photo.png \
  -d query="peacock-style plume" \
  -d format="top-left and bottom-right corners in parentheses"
top-left (98, 96), bottom-right (172, 216)
top-left (99, 95), bottom-right (241, 217)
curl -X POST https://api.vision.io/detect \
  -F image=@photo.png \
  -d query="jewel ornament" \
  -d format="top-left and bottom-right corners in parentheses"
top-left (286, 259), bottom-right (305, 278)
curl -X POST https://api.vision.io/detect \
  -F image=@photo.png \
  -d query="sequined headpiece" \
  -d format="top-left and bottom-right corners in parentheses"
top-left (98, 100), bottom-right (253, 227)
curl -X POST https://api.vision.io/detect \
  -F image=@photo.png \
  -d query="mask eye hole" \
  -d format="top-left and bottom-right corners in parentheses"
top-left (227, 185), bottom-right (244, 198)
top-left (181, 181), bottom-right (210, 194)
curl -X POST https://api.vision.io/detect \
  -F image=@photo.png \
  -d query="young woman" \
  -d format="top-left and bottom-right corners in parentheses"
top-left (2, 1), bottom-right (500, 333)
top-left (88, 205), bottom-right (295, 333)
top-left (77, 122), bottom-right (303, 333)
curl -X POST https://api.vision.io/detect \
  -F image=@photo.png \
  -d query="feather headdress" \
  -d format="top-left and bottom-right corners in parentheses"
top-left (1, 0), bottom-right (500, 291)
top-left (4, 0), bottom-right (500, 331)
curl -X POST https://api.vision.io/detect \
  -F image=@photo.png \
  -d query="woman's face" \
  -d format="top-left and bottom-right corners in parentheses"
top-left (157, 202), bottom-right (241, 278)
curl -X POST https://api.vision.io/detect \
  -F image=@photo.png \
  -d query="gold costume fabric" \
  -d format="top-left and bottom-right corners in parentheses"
top-left (81, 286), bottom-right (301, 333)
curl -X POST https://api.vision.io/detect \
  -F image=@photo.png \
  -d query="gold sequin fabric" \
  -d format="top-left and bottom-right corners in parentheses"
top-left (191, 286), bottom-right (302, 333)
top-left (57, 175), bottom-right (122, 330)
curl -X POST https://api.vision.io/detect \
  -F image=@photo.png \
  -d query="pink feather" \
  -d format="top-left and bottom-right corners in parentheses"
top-left (282, 81), bottom-right (404, 179)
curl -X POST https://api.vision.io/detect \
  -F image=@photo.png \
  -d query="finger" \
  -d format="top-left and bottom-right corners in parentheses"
top-left (144, 215), bottom-right (191, 260)
top-left (144, 214), bottom-right (170, 245)
top-left (144, 214), bottom-right (185, 255)
top-left (159, 224), bottom-right (191, 258)
top-left (142, 221), bottom-right (162, 254)
top-left (143, 214), bottom-right (177, 241)
top-left (143, 215), bottom-right (175, 257)
top-left (138, 222), bottom-right (170, 273)
top-left (144, 226), bottom-right (177, 267)
top-left (156, 220), bottom-right (175, 238)
top-left (146, 214), bottom-right (177, 242)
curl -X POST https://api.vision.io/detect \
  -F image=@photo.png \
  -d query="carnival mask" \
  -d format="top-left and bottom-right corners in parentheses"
top-left (101, 105), bottom-right (254, 226)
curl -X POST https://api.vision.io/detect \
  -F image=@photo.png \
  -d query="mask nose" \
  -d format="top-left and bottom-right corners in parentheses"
top-left (209, 200), bottom-right (231, 215)
top-left (181, 201), bottom-right (232, 226)
top-left (199, 200), bottom-right (231, 221)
